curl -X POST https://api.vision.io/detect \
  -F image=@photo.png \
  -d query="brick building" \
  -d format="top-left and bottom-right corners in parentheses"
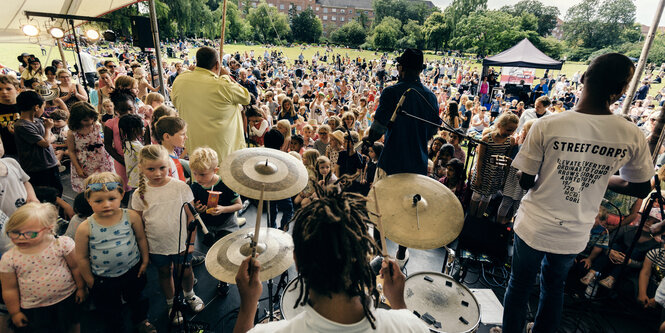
top-left (242, 0), bottom-right (374, 30)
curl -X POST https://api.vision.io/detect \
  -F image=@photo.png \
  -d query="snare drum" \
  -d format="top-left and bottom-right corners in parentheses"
top-left (280, 278), bottom-right (305, 320)
top-left (404, 271), bottom-right (480, 333)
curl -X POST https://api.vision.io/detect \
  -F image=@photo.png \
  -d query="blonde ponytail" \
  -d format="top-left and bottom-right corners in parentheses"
top-left (137, 144), bottom-right (170, 207)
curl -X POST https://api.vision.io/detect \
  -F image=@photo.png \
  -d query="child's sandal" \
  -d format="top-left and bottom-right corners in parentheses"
top-left (137, 320), bottom-right (157, 333)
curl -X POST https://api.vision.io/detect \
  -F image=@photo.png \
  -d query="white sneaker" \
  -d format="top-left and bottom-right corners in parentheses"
top-left (58, 165), bottom-right (66, 173)
top-left (186, 295), bottom-right (205, 312)
top-left (396, 249), bottom-right (410, 270)
top-left (237, 217), bottom-right (247, 227)
top-left (169, 307), bottom-right (183, 325)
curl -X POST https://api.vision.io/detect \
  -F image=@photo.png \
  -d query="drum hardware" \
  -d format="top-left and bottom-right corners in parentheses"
top-left (205, 148), bottom-right (308, 323)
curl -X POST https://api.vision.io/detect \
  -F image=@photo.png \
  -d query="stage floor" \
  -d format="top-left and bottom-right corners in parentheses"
top-left (55, 173), bottom-right (657, 332)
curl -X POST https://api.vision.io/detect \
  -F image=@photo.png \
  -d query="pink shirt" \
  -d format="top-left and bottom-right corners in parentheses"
top-left (0, 236), bottom-right (76, 309)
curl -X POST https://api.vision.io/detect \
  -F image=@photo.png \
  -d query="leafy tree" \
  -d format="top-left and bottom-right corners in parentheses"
top-left (500, 0), bottom-right (560, 36)
top-left (247, 1), bottom-right (291, 43)
top-left (356, 11), bottom-right (370, 30)
top-left (564, 0), bottom-right (636, 49)
top-left (423, 12), bottom-right (450, 54)
top-left (452, 10), bottom-right (519, 57)
top-left (291, 8), bottom-right (323, 43)
top-left (330, 21), bottom-right (367, 47)
top-left (371, 16), bottom-right (402, 50)
top-left (104, 4), bottom-right (140, 37)
top-left (222, 1), bottom-right (251, 42)
top-left (444, 0), bottom-right (487, 41)
top-left (373, 0), bottom-right (437, 27)
top-left (400, 19), bottom-right (426, 49)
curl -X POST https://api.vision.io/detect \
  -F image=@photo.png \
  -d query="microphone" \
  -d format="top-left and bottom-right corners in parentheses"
top-left (186, 202), bottom-right (209, 235)
top-left (389, 88), bottom-right (411, 127)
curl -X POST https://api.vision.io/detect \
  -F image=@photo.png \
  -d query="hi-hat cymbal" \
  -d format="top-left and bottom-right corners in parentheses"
top-left (205, 227), bottom-right (294, 284)
top-left (366, 173), bottom-right (464, 249)
top-left (220, 147), bottom-right (308, 200)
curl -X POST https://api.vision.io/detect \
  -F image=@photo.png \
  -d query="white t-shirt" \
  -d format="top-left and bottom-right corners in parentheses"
top-left (517, 108), bottom-right (552, 133)
top-left (0, 158), bottom-right (29, 216)
top-left (248, 305), bottom-right (429, 333)
top-left (131, 178), bottom-right (194, 255)
top-left (512, 111), bottom-right (653, 254)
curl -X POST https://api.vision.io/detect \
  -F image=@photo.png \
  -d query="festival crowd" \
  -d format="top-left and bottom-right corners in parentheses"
top-left (0, 40), bottom-right (664, 332)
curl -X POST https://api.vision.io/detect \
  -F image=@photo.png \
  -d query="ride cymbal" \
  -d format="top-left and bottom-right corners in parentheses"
top-left (367, 173), bottom-right (464, 249)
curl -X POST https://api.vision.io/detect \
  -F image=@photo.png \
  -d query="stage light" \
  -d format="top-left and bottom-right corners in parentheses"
top-left (49, 27), bottom-right (64, 39)
top-left (21, 24), bottom-right (39, 37)
top-left (85, 29), bottom-right (100, 40)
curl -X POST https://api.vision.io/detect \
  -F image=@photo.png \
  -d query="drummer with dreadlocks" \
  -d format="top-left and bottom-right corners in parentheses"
top-left (233, 187), bottom-right (429, 332)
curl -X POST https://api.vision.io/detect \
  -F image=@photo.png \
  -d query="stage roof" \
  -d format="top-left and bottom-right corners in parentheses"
top-left (1, 0), bottom-right (142, 43)
top-left (482, 38), bottom-right (563, 70)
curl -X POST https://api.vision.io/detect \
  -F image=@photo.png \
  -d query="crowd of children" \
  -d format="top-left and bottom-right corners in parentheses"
top-left (1, 44), bottom-right (665, 331)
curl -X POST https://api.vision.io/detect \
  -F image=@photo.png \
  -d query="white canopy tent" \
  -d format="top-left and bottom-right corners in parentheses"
top-left (1, 0), bottom-right (141, 43)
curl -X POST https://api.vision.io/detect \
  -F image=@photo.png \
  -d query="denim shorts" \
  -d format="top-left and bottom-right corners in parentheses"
top-left (149, 252), bottom-right (193, 267)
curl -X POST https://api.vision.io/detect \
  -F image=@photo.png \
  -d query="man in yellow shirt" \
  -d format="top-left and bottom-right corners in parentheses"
top-left (171, 47), bottom-right (251, 162)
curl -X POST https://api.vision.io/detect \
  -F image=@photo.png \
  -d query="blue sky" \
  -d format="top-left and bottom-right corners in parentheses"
top-left (429, 0), bottom-right (665, 26)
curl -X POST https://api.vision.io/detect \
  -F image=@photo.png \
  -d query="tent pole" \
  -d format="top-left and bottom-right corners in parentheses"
top-left (148, 0), bottom-right (167, 98)
top-left (219, 0), bottom-right (229, 72)
top-left (622, 0), bottom-right (665, 115)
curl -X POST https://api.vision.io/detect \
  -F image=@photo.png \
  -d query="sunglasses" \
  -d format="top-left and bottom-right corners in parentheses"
top-left (86, 182), bottom-right (122, 191)
top-left (107, 65), bottom-right (117, 68)
top-left (7, 227), bottom-right (49, 240)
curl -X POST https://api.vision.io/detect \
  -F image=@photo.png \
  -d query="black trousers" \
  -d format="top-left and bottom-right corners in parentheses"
top-left (90, 262), bottom-right (148, 331)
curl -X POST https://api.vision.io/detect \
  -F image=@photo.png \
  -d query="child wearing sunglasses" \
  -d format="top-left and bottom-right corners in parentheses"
top-left (73, 172), bottom-right (154, 332)
top-left (0, 202), bottom-right (85, 331)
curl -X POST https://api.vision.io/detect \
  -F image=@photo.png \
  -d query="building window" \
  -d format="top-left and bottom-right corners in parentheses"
top-left (332, 8), bottom-right (336, 12)
top-left (323, 8), bottom-right (328, 13)
top-left (289, 4), bottom-right (293, 8)
top-left (280, 4), bottom-right (284, 9)
top-left (341, 17), bottom-right (345, 22)
top-left (268, 3), bottom-right (274, 6)
top-left (323, 15), bottom-right (327, 20)
top-left (316, 6), bottom-right (319, 11)
top-left (349, 9), bottom-right (353, 14)
top-left (332, 15), bottom-right (336, 21)
top-left (341, 9), bottom-right (345, 13)
top-left (297, 5), bottom-right (302, 10)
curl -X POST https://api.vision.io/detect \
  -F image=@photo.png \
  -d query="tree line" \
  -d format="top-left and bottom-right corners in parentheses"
top-left (102, 0), bottom-right (665, 64)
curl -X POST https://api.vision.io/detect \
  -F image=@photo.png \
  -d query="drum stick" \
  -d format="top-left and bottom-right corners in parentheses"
top-left (372, 188), bottom-right (388, 257)
top-left (252, 184), bottom-right (265, 257)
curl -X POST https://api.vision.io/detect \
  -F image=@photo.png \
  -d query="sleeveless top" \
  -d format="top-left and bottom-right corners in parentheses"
top-left (471, 134), bottom-right (513, 196)
top-left (88, 209), bottom-right (140, 277)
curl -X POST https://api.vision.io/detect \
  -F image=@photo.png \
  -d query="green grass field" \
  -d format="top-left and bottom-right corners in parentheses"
top-left (1, 42), bottom-right (660, 100)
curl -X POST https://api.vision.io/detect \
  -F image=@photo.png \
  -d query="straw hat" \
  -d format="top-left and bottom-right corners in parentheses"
top-left (36, 85), bottom-right (59, 102)
top-left (330, 130), bottom-right (344, 144)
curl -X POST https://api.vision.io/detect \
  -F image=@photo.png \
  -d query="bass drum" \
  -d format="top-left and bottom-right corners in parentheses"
top-left (404, 271), bottom-right (480, 333)
top-left (280, 278), bottom-right (305, 320)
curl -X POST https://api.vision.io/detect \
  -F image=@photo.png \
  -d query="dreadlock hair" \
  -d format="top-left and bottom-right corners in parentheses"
top-left (118, 114), bottom-right (144, 155)
top-left (291, 183), bottom-right (380, 329)
top-left (154, 116), bottom-right (186, 144)
top-left (137, 145), bottom-right (170, 206)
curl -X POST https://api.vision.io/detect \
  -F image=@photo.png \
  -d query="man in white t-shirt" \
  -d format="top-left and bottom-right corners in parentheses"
top-left (516, 95), bottom-right (552, 133)
top-left (233, 192), bottom-right (429, 333)
top-left (500, 53), bottom-right (653, 333)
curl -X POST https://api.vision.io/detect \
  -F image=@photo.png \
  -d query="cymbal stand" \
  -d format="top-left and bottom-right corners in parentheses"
top-left (168, 212), bottom-right (199, 333)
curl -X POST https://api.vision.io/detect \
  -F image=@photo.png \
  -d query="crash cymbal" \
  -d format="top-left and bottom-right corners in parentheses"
top-left (220, 147), bottom-right (308, 200)
top-left (366, 173), bottom-right (464, 249)
top-left (205, 227), bottom-right (294, 284)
